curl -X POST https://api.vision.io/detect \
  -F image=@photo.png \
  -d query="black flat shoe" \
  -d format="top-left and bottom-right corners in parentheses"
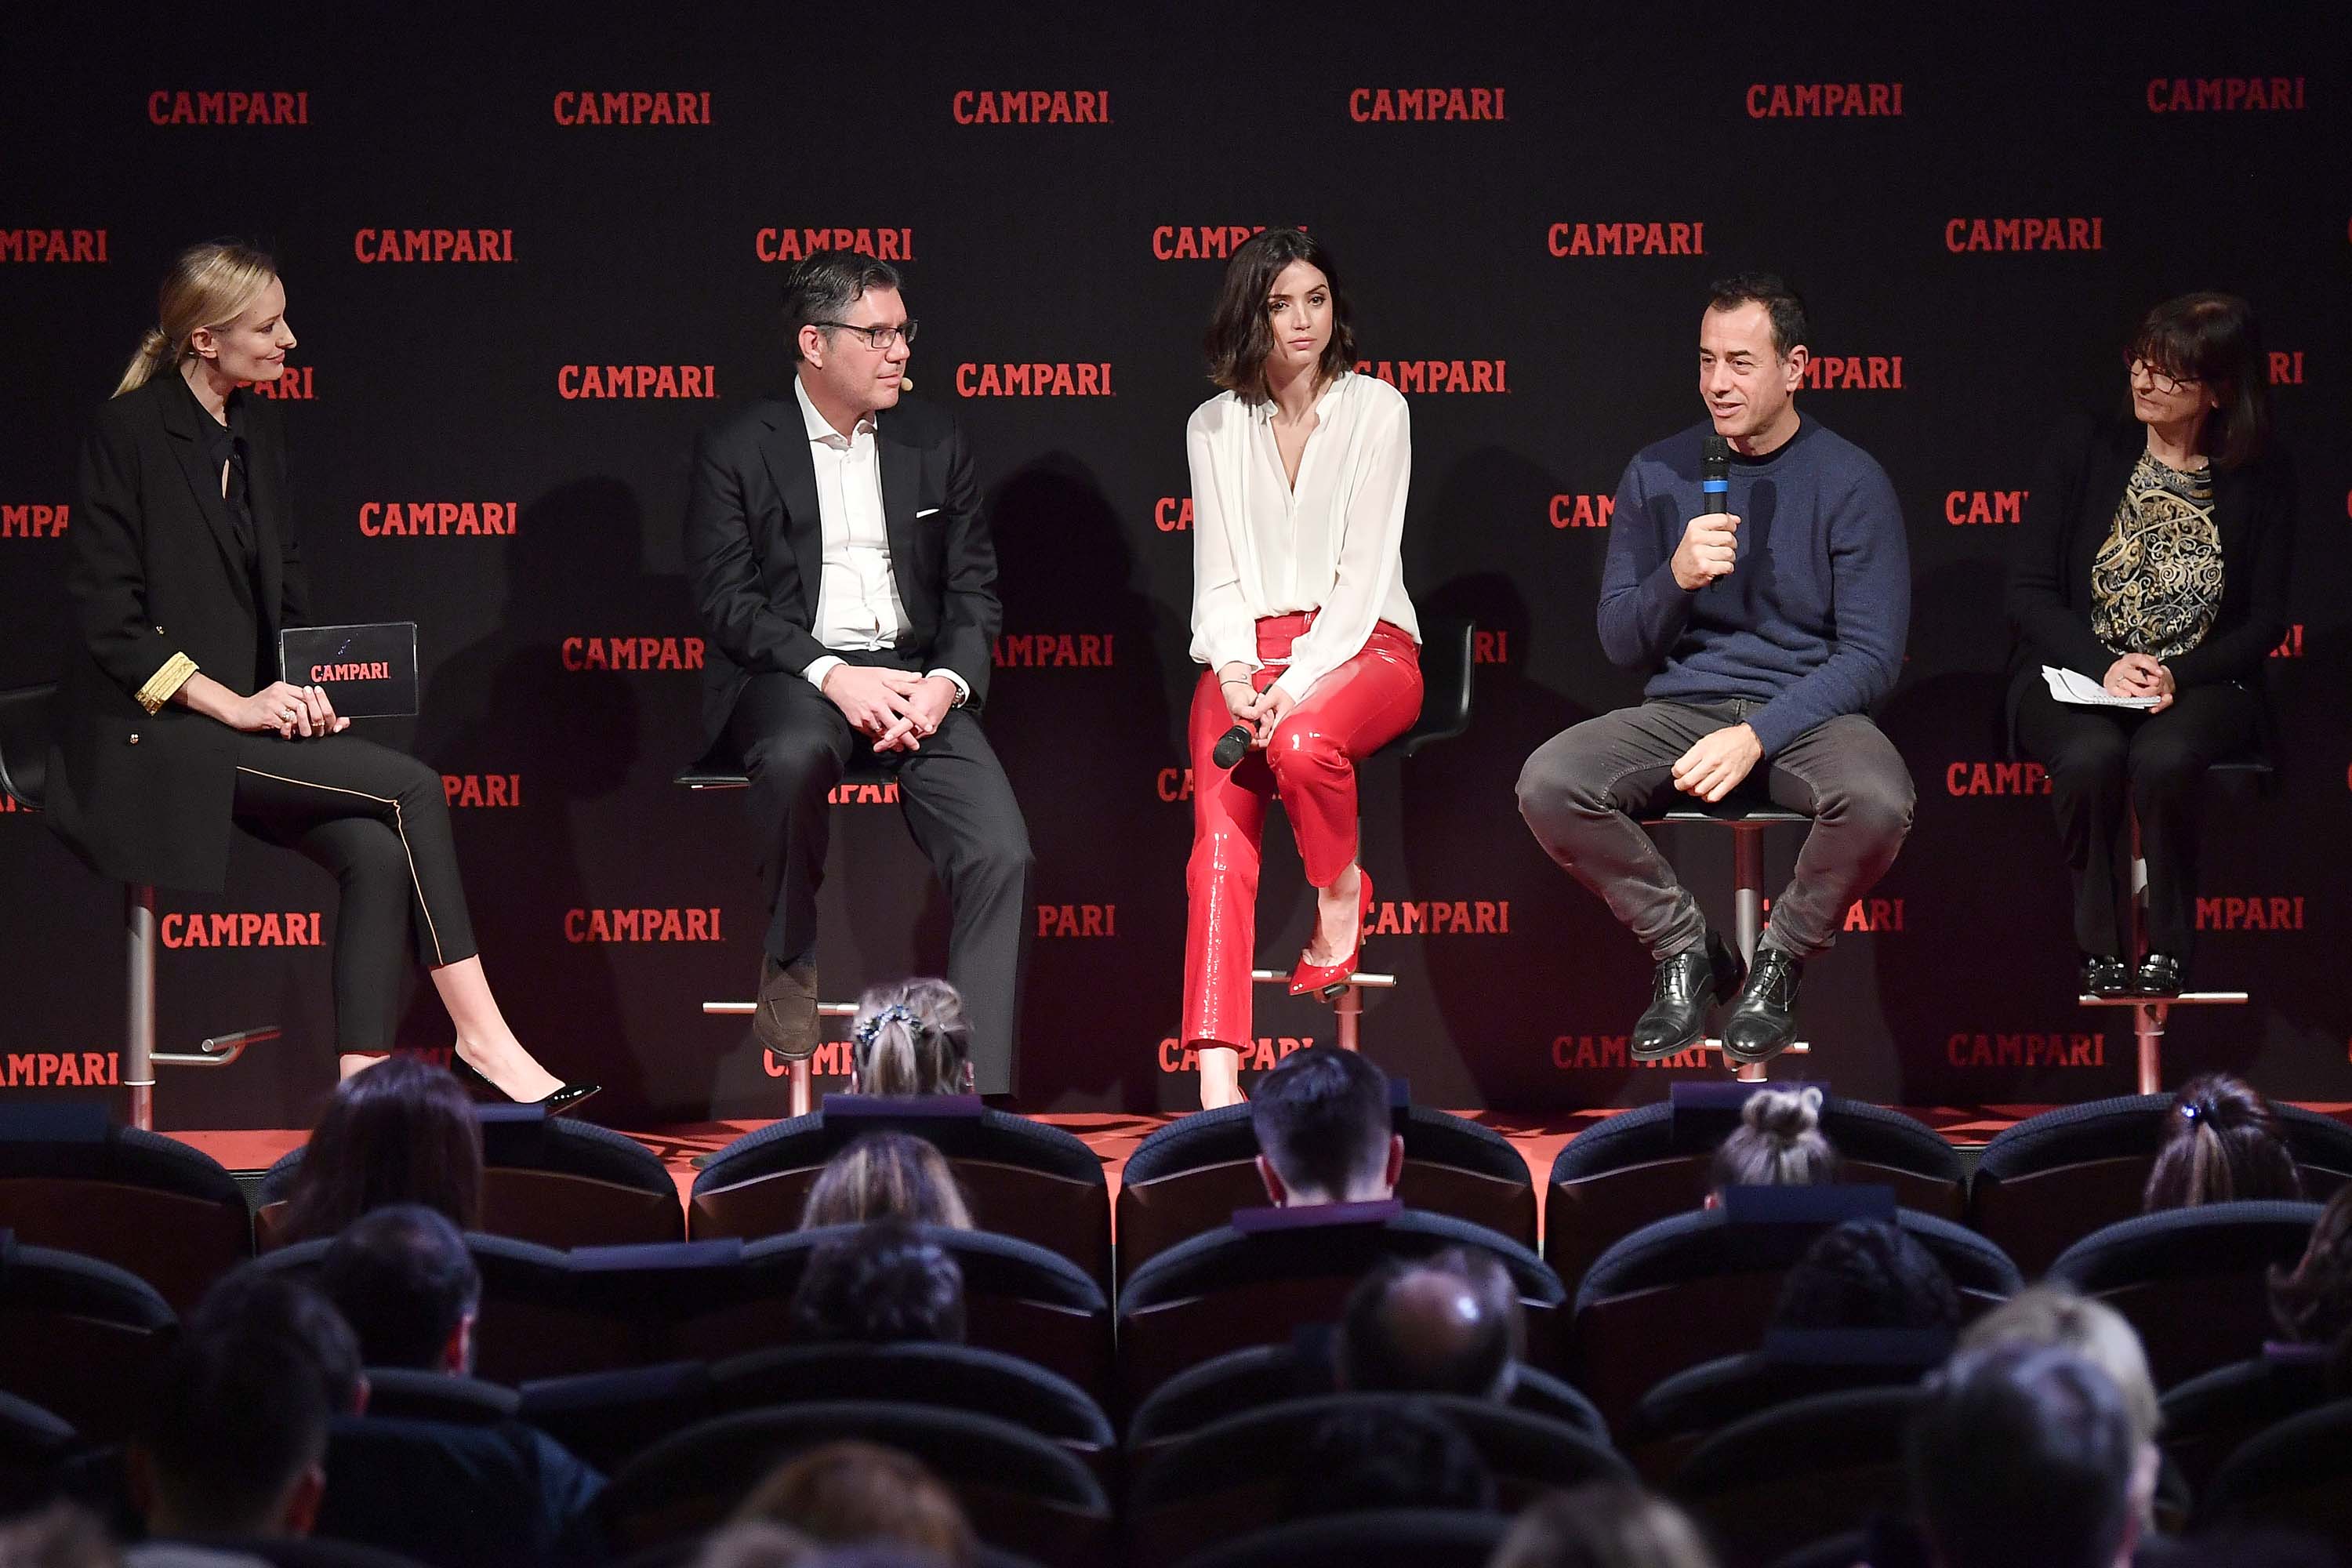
top-left (1632, 931), bottom-right (1745, 1060)
top-left (1723, 946), bottom-right (1805, 1065)
top-left (2080, 954), bottom-right (2131, 999)
top-left (2133, 952), bottom-right (2184, 998)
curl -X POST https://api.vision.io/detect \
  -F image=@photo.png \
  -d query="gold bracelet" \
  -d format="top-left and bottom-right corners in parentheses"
top-left (135, 652), bottom-right (200, 715)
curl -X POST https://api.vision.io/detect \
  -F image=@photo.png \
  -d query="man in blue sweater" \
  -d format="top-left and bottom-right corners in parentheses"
top-left (1518, 274), bottom-right (1914, 1065)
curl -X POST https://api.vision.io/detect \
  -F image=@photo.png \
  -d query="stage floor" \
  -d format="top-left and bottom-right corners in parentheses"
top-left (176, 1104), bottom-right (2352, 1229)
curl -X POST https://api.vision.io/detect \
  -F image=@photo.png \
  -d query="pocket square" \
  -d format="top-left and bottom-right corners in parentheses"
top-left (915, 506), bottom-right (941, 519)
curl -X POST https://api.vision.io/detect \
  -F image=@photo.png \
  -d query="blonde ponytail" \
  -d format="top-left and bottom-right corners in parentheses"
top-left (848, 977), bottom-right (975, 1096)
top-left (111, 241), bottom-right (278, 397)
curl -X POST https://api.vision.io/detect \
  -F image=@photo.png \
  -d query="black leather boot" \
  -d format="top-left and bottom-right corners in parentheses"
top-left (1632, 931), bottom-right (1744, 1060)
top-left (2080, 954), bottom-right (2130, 999)
top-left (2133, 952), bottom-right (2184, 998)
top-left (1723, 946), bottom-right (1804, 1065)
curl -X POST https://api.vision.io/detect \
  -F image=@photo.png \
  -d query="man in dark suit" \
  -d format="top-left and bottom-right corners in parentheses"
top-left (686, 256), bottom-right (1032, 1094)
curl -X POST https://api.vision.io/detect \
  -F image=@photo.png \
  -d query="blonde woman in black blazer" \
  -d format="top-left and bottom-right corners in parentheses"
top-left (2006, 292), bottom-right (2294, 1001)
top-left (49, 241), bottom-right (593, 1109)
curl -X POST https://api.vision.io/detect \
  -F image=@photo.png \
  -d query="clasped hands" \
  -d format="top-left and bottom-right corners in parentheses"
top-left (1672, 721), bottom-right (1762, 803)
top-left (2103, 652), bottom-right (2176, 713)
top-left (1218, 664), bottom-right (1294, 749)
top-left (822, 665), bottom-right (958, 751)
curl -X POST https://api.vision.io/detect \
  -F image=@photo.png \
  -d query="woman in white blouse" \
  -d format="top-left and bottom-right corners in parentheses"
top-left (1182, 229), bottom-right (1421, 1109)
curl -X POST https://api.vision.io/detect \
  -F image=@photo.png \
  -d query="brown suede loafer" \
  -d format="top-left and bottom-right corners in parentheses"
top-left (754, 956), bottom-right (820, 1062)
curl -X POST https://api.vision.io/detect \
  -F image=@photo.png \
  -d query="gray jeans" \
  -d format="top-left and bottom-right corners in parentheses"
top-left (1515, 699), bottom-right (1915, 962)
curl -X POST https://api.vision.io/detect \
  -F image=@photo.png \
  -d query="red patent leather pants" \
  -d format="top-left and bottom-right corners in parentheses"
top-left (1182, 614), bottom-right (1421, 1050)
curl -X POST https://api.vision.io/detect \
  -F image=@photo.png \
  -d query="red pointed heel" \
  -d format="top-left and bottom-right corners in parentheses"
top-left (1289, 869), bottom-right (1374, 997)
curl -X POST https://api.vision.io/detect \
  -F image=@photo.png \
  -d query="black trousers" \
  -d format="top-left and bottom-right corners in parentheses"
top-left (229, 731), bottom-right (477, 1051)
top-left (728, 658), bottom-right (1033, 1094)
top-left (1516, 700), bottom-right (1915, 962)
top-left (2012, 675), bottom-right (2259, 960)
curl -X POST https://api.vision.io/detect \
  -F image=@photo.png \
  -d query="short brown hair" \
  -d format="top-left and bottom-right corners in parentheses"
top-left (2127, 292), bottom-right (2270, 470)
top-left (735, 1440), bottom-right (975, 1567)
top-left (1203, 227), bottom-right (1356, 403)
top-left (799, 1131), bottom-right (974, 1231)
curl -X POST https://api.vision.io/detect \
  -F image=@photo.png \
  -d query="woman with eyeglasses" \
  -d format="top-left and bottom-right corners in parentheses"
top-left (2006, 292), bottom-right (2296, 999)
top-left (1179, 228), bottom-right (1421, 1109)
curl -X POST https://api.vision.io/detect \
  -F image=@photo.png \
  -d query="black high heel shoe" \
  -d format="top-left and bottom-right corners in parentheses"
top-left (451, 1055), bottom-right (602, 1116)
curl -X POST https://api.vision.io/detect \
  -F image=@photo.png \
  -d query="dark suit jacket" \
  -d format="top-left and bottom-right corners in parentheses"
top-left (2004, 410), bottom-right (2295, 735)
top-left (46, 371), bottom-right (309, 892)
top-left (683, 389), bottom-right (1000, 749)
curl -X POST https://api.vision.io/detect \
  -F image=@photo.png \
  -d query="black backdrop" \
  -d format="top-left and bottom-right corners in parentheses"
top-left (3, 3), bottom-right (2347, 1129)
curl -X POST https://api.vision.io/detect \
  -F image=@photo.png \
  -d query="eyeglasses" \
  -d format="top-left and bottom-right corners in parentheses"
top-left (815, 320), bottom-right (918, 350)
top-left (2125, 354), bottom-right (2199, 396)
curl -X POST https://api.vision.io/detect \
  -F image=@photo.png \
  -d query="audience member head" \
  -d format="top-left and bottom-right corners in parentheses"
top-left (0, 1501), bottom-right (120, 1568)
top-left (2143, 1073), bottom-right (2303, 1212)
top-left (1338, 1248), bottom-right (1523, 1399)
top-left (687, 1522), bottom-right (819, 1568)
top-left (1958, 1285), bottom-right (2161, 1452)
top-left (1287, 1399), bottom-right (1494, 1518)
top-left (799, 1131), bottom-right (973, 1232)
top-left (1490, 1482), bottom-right (1719, 1568)
top-left (2270, 1183), bottom-right (2352, 1348)
top-left (1771, 1218), bottom-right (1960, 1334)
top-left (848, 978), bottom-right (974, 1096)
top-left (788, 1220), bottom-right (966, 1345)
top-left (319, 1203), bottom-right (483, 1374)
top-left (1250, 1046), bottom-right (1402, 1206)
top-left (1708, 1086), bottom-right (1840, 1196)
top-left (1909, 1344), bottom-right (2151, 1568)
top-left (735, 1440), bottom-right (974, 1567)
top-left (282, 1054), bottom-right (483, 1243)
top-left (134, 1272), bottom-right (365, 1541)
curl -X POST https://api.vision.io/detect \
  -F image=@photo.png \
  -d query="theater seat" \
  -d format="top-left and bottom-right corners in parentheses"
top-left (1169, 1510), bottom-right (1511, 1568)
top-left (1544, 1095), bottom-right (1963, 1290)
top-left (1117, 1205), bottom-right (1565, 1403)
top-left (690, 1100), bottom-right (1109, 1286)
top-left (597, 1403), bottom-right (1112, 1568)
top-left (0, 1236), bottom-right (177, 1441)
top-left (262, 1232), bottom-right (657, 1384)
top-left (1570, 1205), bottom-right (2016, 1430)
top-left (1970, 1094), bottom-right (2352, 1276)
top-left (1672, 1385), bottom-right (1927, 1566)
top-left (1116, 1104), bottom-right (1537, 1284)
top-left (2044, 1201), bottom-right (2326, 1388)
top-left (316, 1413), bottom-right (604, 1567)
top-left (256, 1109), bottom-right (684, 1250)
top-left (360, 1367), bottom-right (521, 1428)
top-left (158, 1538), bottom-right (433, 1568)
top-left (1127, 1339), bottom-right (1603, 1457)
top-left (2159, 1350), bottom-right (2336, 1494)
top-left (518, 1362), bottom-right (716, 1476)
top-left (0, 1389), bottom-right (75, 1517)
top-left (1627, 1329), bottom-right (1948, 1480)
top-left (2193, 1397), bottom-right (2352, 1541)
top-left (710, 1341), bottom-right (1112, 1481)
top-left (672, 1225), bottom-right (1112, 1399)
top-left (0, 1104), bottom-right (252, 1308)
top-left (1130, 1393), bottom-right (1627, 1568)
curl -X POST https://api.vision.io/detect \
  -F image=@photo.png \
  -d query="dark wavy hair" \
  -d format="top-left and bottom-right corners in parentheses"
top-left (2125, 291), bottom-right (2270, 471)
top-left (2142, 1072), bottom-right (2303, 1213)
top-left (2270, 1184), bottom-right (2352, 1346)
top-left (1203, 227), bottom-right (1356, 403)
top-left (282, 1055), bottom-right (483, 1243)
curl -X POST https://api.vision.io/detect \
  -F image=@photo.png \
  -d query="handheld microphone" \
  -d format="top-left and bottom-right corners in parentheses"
top-left (1210, 723), bottom-right (1254, 769)
top-left (1702, 434), bottom-right (1730, 515)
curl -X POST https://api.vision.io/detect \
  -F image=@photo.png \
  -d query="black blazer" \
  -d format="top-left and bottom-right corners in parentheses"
top-left (2004, 411), bottom-right (2295, 731)
top-left (683, 390), bottom-right (1000, 748)
top-left (46, 372), bottom-right (309, 892)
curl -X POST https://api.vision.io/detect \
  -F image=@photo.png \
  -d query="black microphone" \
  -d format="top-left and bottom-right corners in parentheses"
top-left (1210, 723), bottom-right (1254, 769)
top-left (1701, 434), bottom-right (1730, 514)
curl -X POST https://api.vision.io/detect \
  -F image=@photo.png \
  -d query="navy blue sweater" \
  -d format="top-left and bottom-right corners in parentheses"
top-left (1597, 416), bottom-right (1910, 757)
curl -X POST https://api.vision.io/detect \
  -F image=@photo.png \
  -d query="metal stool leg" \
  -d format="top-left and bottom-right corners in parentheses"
top-left (2129, 808), bottom-right (2161, 1095)
top-left (789, 1057), bottom-right (812, 1116)
top-left (125, 884), bottom-right (157, 1132)
top-left (1334, 985), bottom-right (1363, 1052)
top-left (1729, 826), bottom-right (1769, 1083)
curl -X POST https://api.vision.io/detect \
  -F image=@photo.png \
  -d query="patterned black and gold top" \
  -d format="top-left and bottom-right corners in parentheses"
top-left (2090, 449), bottom-right (2222, 658)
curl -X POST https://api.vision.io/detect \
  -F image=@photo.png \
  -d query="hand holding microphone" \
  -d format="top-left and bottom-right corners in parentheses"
top-left (1671, 434), bottom-right (1740, 591)
top-left (1211, 663), bottom-right (1264, 768)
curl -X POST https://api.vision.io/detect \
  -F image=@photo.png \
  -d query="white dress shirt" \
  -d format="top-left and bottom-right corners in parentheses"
top-left (793, 377), bottom-right (967, 702)
top-left (1186, 370), bottom-right (1419, 702)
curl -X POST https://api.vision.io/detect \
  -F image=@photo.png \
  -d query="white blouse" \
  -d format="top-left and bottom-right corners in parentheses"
top-left (1186, 371), bottom-right (1419, 702)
